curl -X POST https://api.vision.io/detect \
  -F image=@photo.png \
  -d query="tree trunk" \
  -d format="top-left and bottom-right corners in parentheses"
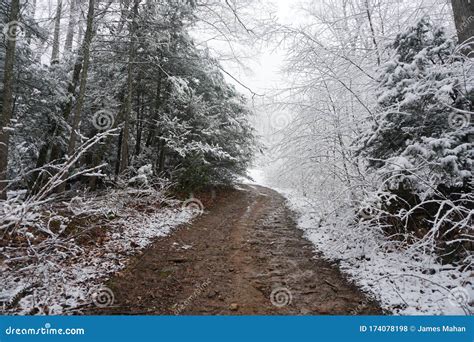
top-left (66, 0), bottom-right (95, 156)
top-left (451, 0), bottom-right (474, 52)
top-left (64, 0), bottom-right (77, 54)
top-left (56, 0), bottom-right (94, 193)
top-left (158, 140), bottom-right (166, 175)
top-left (48, 0), bottom-right (82, 163)
top-left (119, 0), bottom-right (139, 174)
top-left (0, 0), bottom-right (21, 199)
top-left (365, 0), bottom-right (380, 66)
top-left (51, 0), bottom-right (63, 63)
top-left (77, 0), bottom-right (85, 45)
top-left (26, 0), bottom-right (37, 44)
top-left (145, 72), bottom-right (162, 148)
top-left (115, 128), bottom-right (123, 177)
top-left (135, 90), bottom-right (142, 156)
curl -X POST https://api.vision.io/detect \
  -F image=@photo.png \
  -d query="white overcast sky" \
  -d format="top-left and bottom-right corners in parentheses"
top-left (212, 0), bottom-right (297, 98)
top-left (197, 0), bottom-right (302, 139)
top-left (34, 0), bottom-right (296, 98)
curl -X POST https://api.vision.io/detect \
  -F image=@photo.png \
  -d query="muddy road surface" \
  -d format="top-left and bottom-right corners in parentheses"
top-left (87, 185), bottom-right (381, 315)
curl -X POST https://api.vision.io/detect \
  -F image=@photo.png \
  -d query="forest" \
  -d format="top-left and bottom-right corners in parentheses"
top-left (0, 0), bottom-right (472, 316)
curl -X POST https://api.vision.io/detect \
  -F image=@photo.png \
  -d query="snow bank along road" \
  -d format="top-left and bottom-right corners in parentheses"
top-left (87, 185), bottom-right (382, 315)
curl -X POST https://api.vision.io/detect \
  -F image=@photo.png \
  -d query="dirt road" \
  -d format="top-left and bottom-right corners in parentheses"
top-left (88, 185), bottom-right (381, 315)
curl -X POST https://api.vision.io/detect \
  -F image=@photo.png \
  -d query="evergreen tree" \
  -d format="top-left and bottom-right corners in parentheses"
top-left (360, 17), bottom-right (473, 195)
top-left (1, 0), bottom-right (257, 193)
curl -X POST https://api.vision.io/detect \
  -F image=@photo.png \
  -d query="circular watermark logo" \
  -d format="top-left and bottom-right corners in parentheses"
top-left (448, 113), bottom-right (470, 129)
top-left (181, 197), bottom-right (204, 217)
top-left (92, 110), bottom-right (115, 130)
top-left (68, 196), bottom-right (84, 215)
top-left (448, 287), bottom-right (470, 307)
top-left (89, 286), bottom-right (115, 308)
top-left (270, 113), bottom-right (291, 131)
top-left (359, 206), bottom-right (375, 220)
top-left (2, 21), bottom-right (24, 42)
top-left (270, 287), bottom-right (292, 307)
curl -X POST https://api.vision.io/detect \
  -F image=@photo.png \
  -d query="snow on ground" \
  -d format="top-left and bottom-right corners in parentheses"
top-left (244, 169), bottom-right (267, 185)
top-left (0, 190), bottom-right (195, 315)
top-left (282, 190), bottom-right (472, 315)
top-left (248, 169), bottom-right (472, 315)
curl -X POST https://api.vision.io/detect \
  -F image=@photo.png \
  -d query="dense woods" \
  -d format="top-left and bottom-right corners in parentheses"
top-left (0, 0), bottom-right (472, 316)
top-left (260, 0), bottom-right (473, 313)
top-left (0, 0), bottom-right (257, 198)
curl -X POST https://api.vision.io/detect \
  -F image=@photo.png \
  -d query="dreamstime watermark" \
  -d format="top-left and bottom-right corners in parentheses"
top-left (448, 112), bottom-right (470, 129)
top-left (270, 287), bottom-right (292, 307)
top-left (2, 21), bottom-right (24, 42)
top-left (68, 196), bottom-right (85, 215)
top-left (286, 259), bottom-right (315, 281)
top-left (5, 323), bottom-right (85, 336)
top-left (181, 196), bottom-right (205, 217)
top-left (89, 286), bottom-right (115, 308)
top-left (173, 278), bottom-right (211, 315)
top-left (270, 112), bottom-right (291, 131)
top-left (448, 287), bottom-right (470, 308)
top-left (358, 206), bottom-right (376, 220)
top-left (456, 15), bottom-right (474, 35)
top-left (92, 110), bottom-right (115, 130)
top-left (350, 298), bottom-right (374, 315)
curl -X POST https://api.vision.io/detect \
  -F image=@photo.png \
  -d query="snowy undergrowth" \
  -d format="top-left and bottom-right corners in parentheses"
top-left (0, 189), bottom-right (195, 315)
top-left (278, 189), bottom-right (472, 315)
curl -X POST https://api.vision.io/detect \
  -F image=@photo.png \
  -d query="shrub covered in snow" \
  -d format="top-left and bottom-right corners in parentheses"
top-left (358, 17), bottom-right (473, 262)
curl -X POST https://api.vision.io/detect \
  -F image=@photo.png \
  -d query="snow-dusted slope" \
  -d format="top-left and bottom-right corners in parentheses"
top-left (0, 191), bottom-right (195, 315)
top-left (282, 190), bottom-right (472, 315)
top-left (248, 169), bottom-right (472, 315)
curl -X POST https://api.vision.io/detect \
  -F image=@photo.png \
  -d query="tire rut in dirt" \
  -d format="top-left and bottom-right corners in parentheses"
top-left (84, 185), bottom-right (382, 315)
